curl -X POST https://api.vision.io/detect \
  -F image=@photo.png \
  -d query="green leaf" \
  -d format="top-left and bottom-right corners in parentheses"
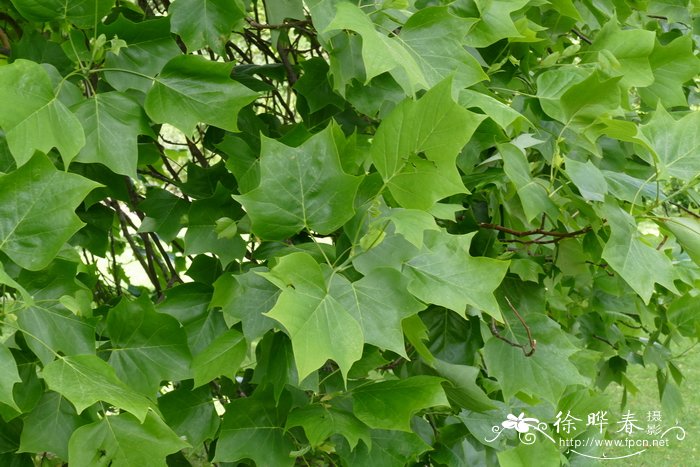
top-left (215, 393), bottom-right (295, 466)
top-left (137, 188), bottom-right (190, 243)
top-left (564, 157), bottom-right (608, 202)
top-left (0, 344), bottom-right (20, 411)
top-left (286, 404), bottom-right (370, 449)
top-left (537, 68), bottom-right (622, 124)
top-left (0, 60), bottom-right (85, 166)
top-left (661, 217), bottom-right (700, 266)
top-left (400, 7), bottom-right (487, 89)
top-left (464, 0), bottom-right (531, 47)
top-left (498, 440), bottom-right (561, 467)
top-left (212, 269), bottom-right (279, 342)
top-left (72, 92), bottom-right (149, 178)
top-left (170, 0), bottom-right (245, 54)
top-left (639, 106), bottom-right (700, 182)
top-left (191, 328), bottom-right (246, 387)
top-left (106, 296), bottom-right (192, 396)
top-left (42, 355), bottom-right (153, 422)
top-left (601, 204), bottom-right (678, 304)
top-left (352, 376), bottom-right (448, 431)
top-left (336, 268), bottom-right (425, 356)
top-left (18, 392), bottom-right (89, 460)
top-left (371, 78), bottom-right (485, 209)
top-left (100, 17), bottom-right (181, 93)
top-left (145, 54), bottom-right (259, 135)
top-left (404, 230), bottom-right (509, 319)
top-left (638, 35), bottom-right (700, 108)
top-left (294, 58), bottom-right (345, 113)
top-left (67, 411), bottom-right (188, 467)
top-left (385, 208), bottom-right (440, 248)
top-left (263, 252), bottom-right (364, 381)
top-left (158, 385), bottom-right (220, 447)
top-left (433, 360), bottom-right (496, 412)
top-left (483, 312), bottom-right (588, 403)
top-left (500, 143), bottom-right (556, 222)
top-left (184, 186), bottom-right (246, 267)
top-left (667, 293), bottom-right (700, 338)
top-left (589, 20), bottom-right (656, 88)
top-left (16, 260), bottom-right (95, 365)
top-left (323, 2), bottom-right (427, 93)
top-left (10, 0), bottom-right (115, 28)
top-left (0, 154), bottom-right (98, 270)
top-left (235, 124), bottom-right (362, 240)
top-left (338, 429), bottom-right (431, 467)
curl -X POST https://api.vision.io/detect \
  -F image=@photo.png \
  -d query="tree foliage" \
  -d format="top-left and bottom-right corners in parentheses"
top-left (0, 0), bottom-right (699, 465)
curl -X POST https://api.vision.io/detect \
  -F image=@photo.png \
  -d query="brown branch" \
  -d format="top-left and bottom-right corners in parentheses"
top-left (0, 28), bottom-right (10, 51)
top-left (186, 137), bottom-right (208, 167)
top-left (571, 28), bottom-right (592, 44)
top-left (109, 200), bottom-right (162, 295)
top-left (489, 297), bottom-right (536, 357)
top-left (276, 42), bottom-right (298, 85)
top-left (479, 223), bottom-right (591, 238)
top-left (668, 201), bottom-right (700, 219)
top-left (0, 13), bottom-right (22, 38)
top-left (592, 334), bottom-right (617, 349)
top-left (246, 18), bottom-right (312, 31)
top-left (109, 227), bottom-right (122, 296)
top-left (149, 233), bottom-right (182, 287)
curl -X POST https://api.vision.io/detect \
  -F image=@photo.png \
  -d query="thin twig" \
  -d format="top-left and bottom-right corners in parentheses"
top-left (110, 200), bottom-right (162, 294)
top-left (489, 297), bottom-right (536, 357)
top-left (668, 201), bottom-right (700, 219)
top-left (571, 28), bottom-right (592, 44)
top-left (246, 18), bottom-right (312, 30)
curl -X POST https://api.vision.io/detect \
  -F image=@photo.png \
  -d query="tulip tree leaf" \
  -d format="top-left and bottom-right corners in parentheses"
top-left (215, 394), bottom-right (295, 467)
top-left (158, 385), bottom-right (220, 448)
top-left (338, 429), bottom-right (431, 467)
top-left (589, 20), bottom-right (656, 88)
top-left (660, 217), bottom-right (700, 266)
top-left (18, 392), bottom-right (89, 460)
top-left (483, 313), bottom-right (589, 404)
top-left (106, 297), bottom-right (192, 396)
top-left (72, 92), bottom-right (149, 178)
top-left (100, 17), bottom-right (181, 93)
top-left (262, 252), bottom-right (364, 381)
top-left (145, 55), bottom-right (259, 134)
top-left (323, 2), bottom-right (427, 93)
top-left (336, 268), bottom-right (426, 356)
top-left (0, 154), bottom-right (99, 270)
top-left (352, 376), bottom-right (449, 431)
top-left (42, 355), bottom-right (153, 422)
top-left (601, 204), bottom-right (678, 304)
top-left (286, 404), bottom-right (370, 449)
top-left (235, 124), bottom-right (362, 240)
top-left (371, 78), bottom-right (485, 209)
top-left (0, 60), bottom-right (85, 167)
top-left (400, 7), bottom-right (486, 89)
top-left (211, 269), bottom-right (279, 342)
top-left (405, 230), bottom-right (510, 319)
top-left (67, 412), bottom-right (188, 467)
top-left (15, 260), bottom-right (96, 365)
top-left (0, 344), bottom-right (20, 411)
top-left (464, 0), bottom-right (531, 47)
top-left (191, 328), bottom-right (246, 387)
top-left (639, 106), bottom-right (700, 182)
top-left (10, 0), bottom-right (115, 28)
top-left (638, 36), bottom-right (700, 108)
top-left (170, 0), bottom-right (246, 54)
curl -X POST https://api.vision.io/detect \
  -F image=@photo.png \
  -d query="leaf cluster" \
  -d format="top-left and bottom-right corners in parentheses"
top-left (0, 0), bottom-right (699, 465)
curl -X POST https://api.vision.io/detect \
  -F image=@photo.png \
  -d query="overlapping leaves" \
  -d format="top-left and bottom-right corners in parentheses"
top-left (0, 0), bottom-right (699, 465)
